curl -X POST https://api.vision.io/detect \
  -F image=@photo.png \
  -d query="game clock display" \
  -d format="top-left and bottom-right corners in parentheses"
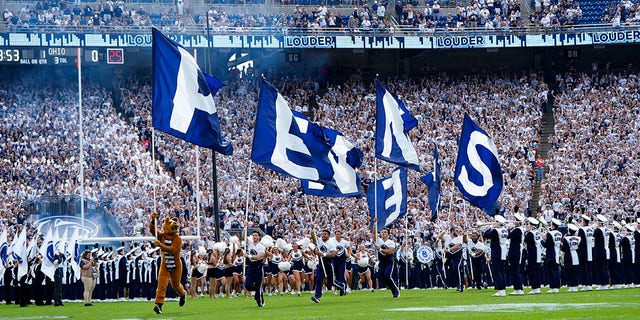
top-left (0, 47), bottom-right (125, 65)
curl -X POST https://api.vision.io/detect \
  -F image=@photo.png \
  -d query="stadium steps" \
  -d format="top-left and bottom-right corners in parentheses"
top-left (529, 104), bottom-right (555, 213)
top-left (520, 0), bottom-right (532, 26)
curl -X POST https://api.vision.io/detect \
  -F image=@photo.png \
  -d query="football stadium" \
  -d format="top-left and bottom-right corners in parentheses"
top-left (1, 0), bottom-right (640, 318)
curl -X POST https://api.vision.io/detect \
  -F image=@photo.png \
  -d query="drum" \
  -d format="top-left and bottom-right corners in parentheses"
top-left (416, 246), bottom-right (434, 266)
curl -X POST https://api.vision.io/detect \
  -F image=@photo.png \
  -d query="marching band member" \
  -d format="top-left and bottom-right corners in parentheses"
top-left (507, 214), bottom-right (525, 295)
top-left (310, 229), bottom-right (339, 303)
top-left (562, 224), bottom-right (581, 292)
top-left (593, 214), bottom-right (610, 290)
top-left (331, 230), bottom-right (349, 295)
top-left (577, 214), bottom-right (594, 291)
top-left (483, 215), bottom-right (509, 297)
top-left (374, 227), bottom-right (400, 298)
top-left (467, 231), bottom-right (486, 290)
top-left (397, 241), bottom-right (414, 290)
top-left (244, 230), bottom-right (266, 307)
top-left (541, 218), bottom-right (562, 293)
top-left (609, 222), bottom-right (623, 289)
top-left (620, 224), bottom-right (635, 288)
top-left (523, 217), bottom-right (543, 294)
top-left (634, 221), bottom-right (640, 287)
top-left (114, 247), bottom-right (128, 300)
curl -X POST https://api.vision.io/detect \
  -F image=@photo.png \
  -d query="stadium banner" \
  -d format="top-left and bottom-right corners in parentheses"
top-left (1, 30), bottom-right (640, 49)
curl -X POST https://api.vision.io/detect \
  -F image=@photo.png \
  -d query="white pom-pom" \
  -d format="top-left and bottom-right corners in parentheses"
top-left (296, 237), bottom-right (310, 250)
top-left (197, 263), bottom-right (207, 275)
top-left (276, 238), bottom-right (288, 251)
top-left (307, 260), bottom-right (317, 270)
top-left (213, 242), bottom-right (227, 253)
top-left (358, 257), bottom-right (370, 268)
top-left (278, 261), bottom-right (291, 271)
top-left (260, 235), bottom-right (274, 248)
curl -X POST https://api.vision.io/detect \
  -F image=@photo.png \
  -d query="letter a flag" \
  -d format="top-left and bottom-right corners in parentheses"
top-left (375, 80), bottom-right (420, 171)
top-left (454, 114), bottom-right (503, 211)
top-left (251, 79), bottom-right (334, 182)
top-left (367, 167), bottom-right (408, 230)
top-left (152, 28), bottom-right (232, 154)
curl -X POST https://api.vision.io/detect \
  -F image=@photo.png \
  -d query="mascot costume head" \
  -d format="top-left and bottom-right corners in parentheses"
top-left (150, 212), bottom-right (186, 314)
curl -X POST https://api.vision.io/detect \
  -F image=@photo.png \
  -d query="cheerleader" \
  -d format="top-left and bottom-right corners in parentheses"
top-left (206, 249), bottom-right (220, 299)
top-left (232, 249), bottom-right (246, 298)
top-left (345, 244), bottom-right (355, 293)
top-left (355, 244), bottom-right (375, 292)
top-left (223, 245), bottom-right (236, 298)
top-left (189, 250), bottom-right (201, 299)
top-left (288, 242), bottom-right (305, 296)
top-left (303, 249), bottom-right (316, 293)
top-left (269, 247), bottom-right (287, 295)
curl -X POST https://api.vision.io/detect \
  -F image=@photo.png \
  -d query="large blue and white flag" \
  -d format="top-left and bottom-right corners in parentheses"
top-left (251, 80), bottom-right (334, 182)
top-left (0, 228), bottom-right (7, 276)
top-left (39, 227), bottom-right (56, 281)
top-left (421, 148), bottom-right (441, 221)
top-left (67, 228), bottom-right (81, 280)
top-left (454, 114), bottom-right (503, 211)
top-left (301, 127), bottom-right (363, 197)
top-left (10, 227), bottom-right (28, 279)
top-left (375, 80), bottom-right (420, 171)
top-left (367, 167), bottom-right (408, 230)
top-left (152, 28), bottom-right (233, 154)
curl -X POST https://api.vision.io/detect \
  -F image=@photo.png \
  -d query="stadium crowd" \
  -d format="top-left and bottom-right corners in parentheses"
top-left (1, 0), bottom-right (185, 31)
top-left (1, 62), bottom-right (640, 304)
top-left (4, 0), bottom-right (639, 33)
top-left (539, 71), bottom-right (640, 223)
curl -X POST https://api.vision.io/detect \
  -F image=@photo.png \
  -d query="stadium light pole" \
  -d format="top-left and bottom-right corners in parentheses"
top-left (77, 47), bottom-right (85, 228)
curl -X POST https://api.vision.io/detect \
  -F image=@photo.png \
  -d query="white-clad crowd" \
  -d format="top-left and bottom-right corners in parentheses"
top-left (539, 71), bottom-right (640, 222)
top-left (1, 65), bottom-right (600, 251)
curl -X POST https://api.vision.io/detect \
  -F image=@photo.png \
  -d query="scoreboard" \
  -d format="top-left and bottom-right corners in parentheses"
top-left (0, 47), bottom-right (125, 65)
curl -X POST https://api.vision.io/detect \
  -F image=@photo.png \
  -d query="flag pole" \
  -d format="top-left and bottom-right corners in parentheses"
top-left (405, 211), bottom-right (409, 288)
top-left (242, 162), bottom-right (252, 276)
top-left (192, 48), bottom-right (202, 239)
top-left (304, 194), bottom-right (327, 278)
top-left (77, 47), bottom-right (85, 229)
top-left (373, 74), bottom-right (380, 260)
top-left (151, 127), bottom-right (158, 238)
top-left (196, 146), bottom-right (201, 238)
top-left (203, 17), bottom-right (222, 243)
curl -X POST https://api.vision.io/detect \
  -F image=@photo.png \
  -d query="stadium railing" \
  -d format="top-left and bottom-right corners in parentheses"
top-left (1, 21), bottom-right (636, 35)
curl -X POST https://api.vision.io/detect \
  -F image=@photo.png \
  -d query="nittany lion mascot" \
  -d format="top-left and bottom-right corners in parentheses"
top-left (150, 212), bottom-right (186, 314)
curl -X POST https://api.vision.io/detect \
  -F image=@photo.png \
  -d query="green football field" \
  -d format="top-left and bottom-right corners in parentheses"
top-left (1, 288), bottom-right (639, 319)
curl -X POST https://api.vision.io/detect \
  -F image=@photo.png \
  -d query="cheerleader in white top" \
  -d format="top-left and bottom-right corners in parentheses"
top-left (355, 244), bottom-right (375, 291)
top-left (288, 242), bottom-right (305, 296)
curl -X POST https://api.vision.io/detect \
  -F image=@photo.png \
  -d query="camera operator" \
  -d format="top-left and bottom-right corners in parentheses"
top-left (80, 250), bottom-right (97, 306)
